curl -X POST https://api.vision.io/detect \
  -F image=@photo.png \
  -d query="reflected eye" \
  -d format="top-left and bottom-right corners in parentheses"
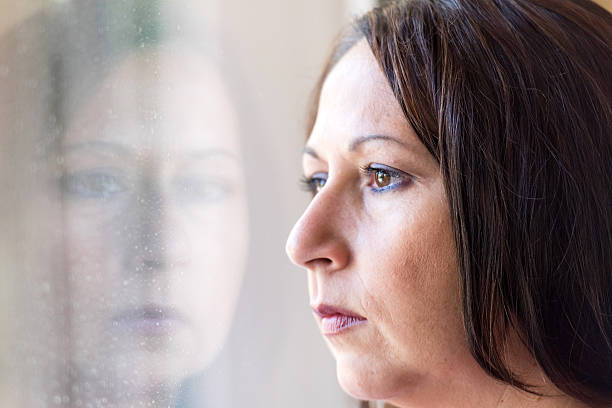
top-left (174, 176), bottom-right (233, 203)
top-left (360, 164), bottom-right (410, 192)
top-left (300, 172), bottom-right (327, 196)
top-left (61, 170), bottom-right (125, 198)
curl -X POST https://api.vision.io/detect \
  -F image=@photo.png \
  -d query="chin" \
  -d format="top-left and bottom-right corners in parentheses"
top-left (101, 342), bottom-right (210, 396)
top-left (110, 349), bottom-right (188, 386)
top-left (335, 352), bottom-right (414, 402)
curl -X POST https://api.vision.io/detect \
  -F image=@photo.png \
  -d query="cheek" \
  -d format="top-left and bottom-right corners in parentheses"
top-left (62, 198), bottom-right (134, 307)
top-left (63, 206), bottom-right (123, 347)
top-left (359, 191), bottom-right (463, 364)
top-left (180, 195), bottom-right (248, 281)
top-left (64, 201), bottom-right (123, 277)
top-left (174, 195), bottom-right (248, 325)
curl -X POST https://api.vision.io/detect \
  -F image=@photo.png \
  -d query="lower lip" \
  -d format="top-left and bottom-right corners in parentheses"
top-left (320, 315), bottom-right (366, 335)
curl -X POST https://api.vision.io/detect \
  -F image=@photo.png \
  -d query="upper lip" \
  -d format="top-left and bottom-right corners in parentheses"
top-left (311, 303), bottom-right (366, 319)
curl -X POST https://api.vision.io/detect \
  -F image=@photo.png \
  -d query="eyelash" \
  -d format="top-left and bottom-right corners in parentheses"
top-left (359, 164), bottom-right (410, 193)
top-left (299, 173), bottom-right (327, 195)
top-left (299, 164), bottom-right (411, 195)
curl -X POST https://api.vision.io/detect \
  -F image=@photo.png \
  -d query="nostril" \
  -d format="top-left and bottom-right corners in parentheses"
top-left (306, 258), bottom-right (332, 265)
top-left (306, 258), bottom-right (332, 268)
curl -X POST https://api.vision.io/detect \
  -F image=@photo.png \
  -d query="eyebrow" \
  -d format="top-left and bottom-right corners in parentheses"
top-left (348, 134), bottom-right (407, 151)
top-left (302, 145), bottom-right (319, 159)
top-left (302, 134), bottom-right (408, 159)
top-left (185, 149), bottom-right (240, 162)
top-left (63, 140), bottom-right (132, 155)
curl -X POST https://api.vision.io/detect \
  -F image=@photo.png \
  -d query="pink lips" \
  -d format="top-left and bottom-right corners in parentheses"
top-left (112, 304), bottom-right (186, 336)
top-left (311, 303), bottom-right (367, 335)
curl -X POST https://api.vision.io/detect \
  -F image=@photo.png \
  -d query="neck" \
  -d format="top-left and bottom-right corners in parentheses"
top-left (386, 332), bottom-right (587, 408)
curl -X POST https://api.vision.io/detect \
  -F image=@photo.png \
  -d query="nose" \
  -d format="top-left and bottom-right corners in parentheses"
top-left (285, 186), bottom-right (351, 273)
top-left (128, 177), bottom-right (191, 273)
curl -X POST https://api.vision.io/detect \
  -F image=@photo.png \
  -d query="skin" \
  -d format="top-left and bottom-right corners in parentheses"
top-left (286, 39), bottom-right (584, 408)
top-left (2, 44), bottom-right (248, 406)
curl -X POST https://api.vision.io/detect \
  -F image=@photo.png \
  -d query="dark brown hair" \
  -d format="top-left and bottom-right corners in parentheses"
top-left (308, 0), bottom-right (612, 406)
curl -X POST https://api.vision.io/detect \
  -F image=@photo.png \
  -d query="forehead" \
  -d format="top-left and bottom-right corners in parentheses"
top-left (309, 39), bottom-right (410, 148)
top-left (63, 45), bottom-right (240, 155)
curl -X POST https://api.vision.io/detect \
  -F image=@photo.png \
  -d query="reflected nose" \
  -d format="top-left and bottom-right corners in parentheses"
top-left (285, 186), bottom-right (350, 273)
top-left (130, 178), bottom-right (191, 273)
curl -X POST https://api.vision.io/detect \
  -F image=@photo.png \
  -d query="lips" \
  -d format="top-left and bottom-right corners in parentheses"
top-left (112, 304), bottom-right (187, 336)
top-left (311, 303), bottom-right (367, 335)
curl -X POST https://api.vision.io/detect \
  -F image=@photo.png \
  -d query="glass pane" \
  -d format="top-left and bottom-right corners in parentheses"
top-left (0, 0), bottom-right (360, 406)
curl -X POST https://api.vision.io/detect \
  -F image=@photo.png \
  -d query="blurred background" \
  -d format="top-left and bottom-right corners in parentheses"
top-left (0, 1), bottom-right (609, 407)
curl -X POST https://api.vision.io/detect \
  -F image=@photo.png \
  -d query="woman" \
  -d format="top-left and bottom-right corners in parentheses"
top-left (286, 1), bottom-right (612, 407)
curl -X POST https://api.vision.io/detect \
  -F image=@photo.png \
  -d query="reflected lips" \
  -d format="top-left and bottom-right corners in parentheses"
top-left (112, 305), bottom-right (186, 336)
top-left (312, 304), bottom-right (366, 335)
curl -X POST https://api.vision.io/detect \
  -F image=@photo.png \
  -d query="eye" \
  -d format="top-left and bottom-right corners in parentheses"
top-left (300, 172), bottom-right (327, 196)
top-left (61, 169), bottom-right (126, 198)
top-left (374, 169), bottom-right (391, 188)
top-left (174, 176), bottom-right (233, 203)
top-left (360, 164), bottom-right (410, 193)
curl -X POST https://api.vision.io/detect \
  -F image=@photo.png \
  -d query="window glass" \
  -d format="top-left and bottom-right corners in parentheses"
top-left (0, 0), bottom-right (373, 406)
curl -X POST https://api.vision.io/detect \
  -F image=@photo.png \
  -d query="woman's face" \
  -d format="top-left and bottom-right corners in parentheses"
top-left (57, 46), bottom-right (248, 400)
top-left (286, 40), bottom-right (485, 404)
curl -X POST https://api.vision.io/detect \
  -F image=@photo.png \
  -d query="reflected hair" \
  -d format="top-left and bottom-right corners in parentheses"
top-left (308, 0), bottom-right (612, 406)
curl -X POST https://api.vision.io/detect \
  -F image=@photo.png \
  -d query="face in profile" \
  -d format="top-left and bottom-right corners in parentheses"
top-left (286, 40), bottom-right (490, 405)
top-left (56, 45), bottom-right (248, 401)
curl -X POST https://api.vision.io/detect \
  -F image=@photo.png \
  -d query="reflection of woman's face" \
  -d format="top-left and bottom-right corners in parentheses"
top-left (286, 40), bottom-right (492, 405)
top-left (60, 46), bottom-right (248, 399)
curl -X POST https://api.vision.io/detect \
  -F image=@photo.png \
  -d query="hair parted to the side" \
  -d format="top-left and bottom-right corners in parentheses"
top-left (307, 0), bottom-right (612, 406)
